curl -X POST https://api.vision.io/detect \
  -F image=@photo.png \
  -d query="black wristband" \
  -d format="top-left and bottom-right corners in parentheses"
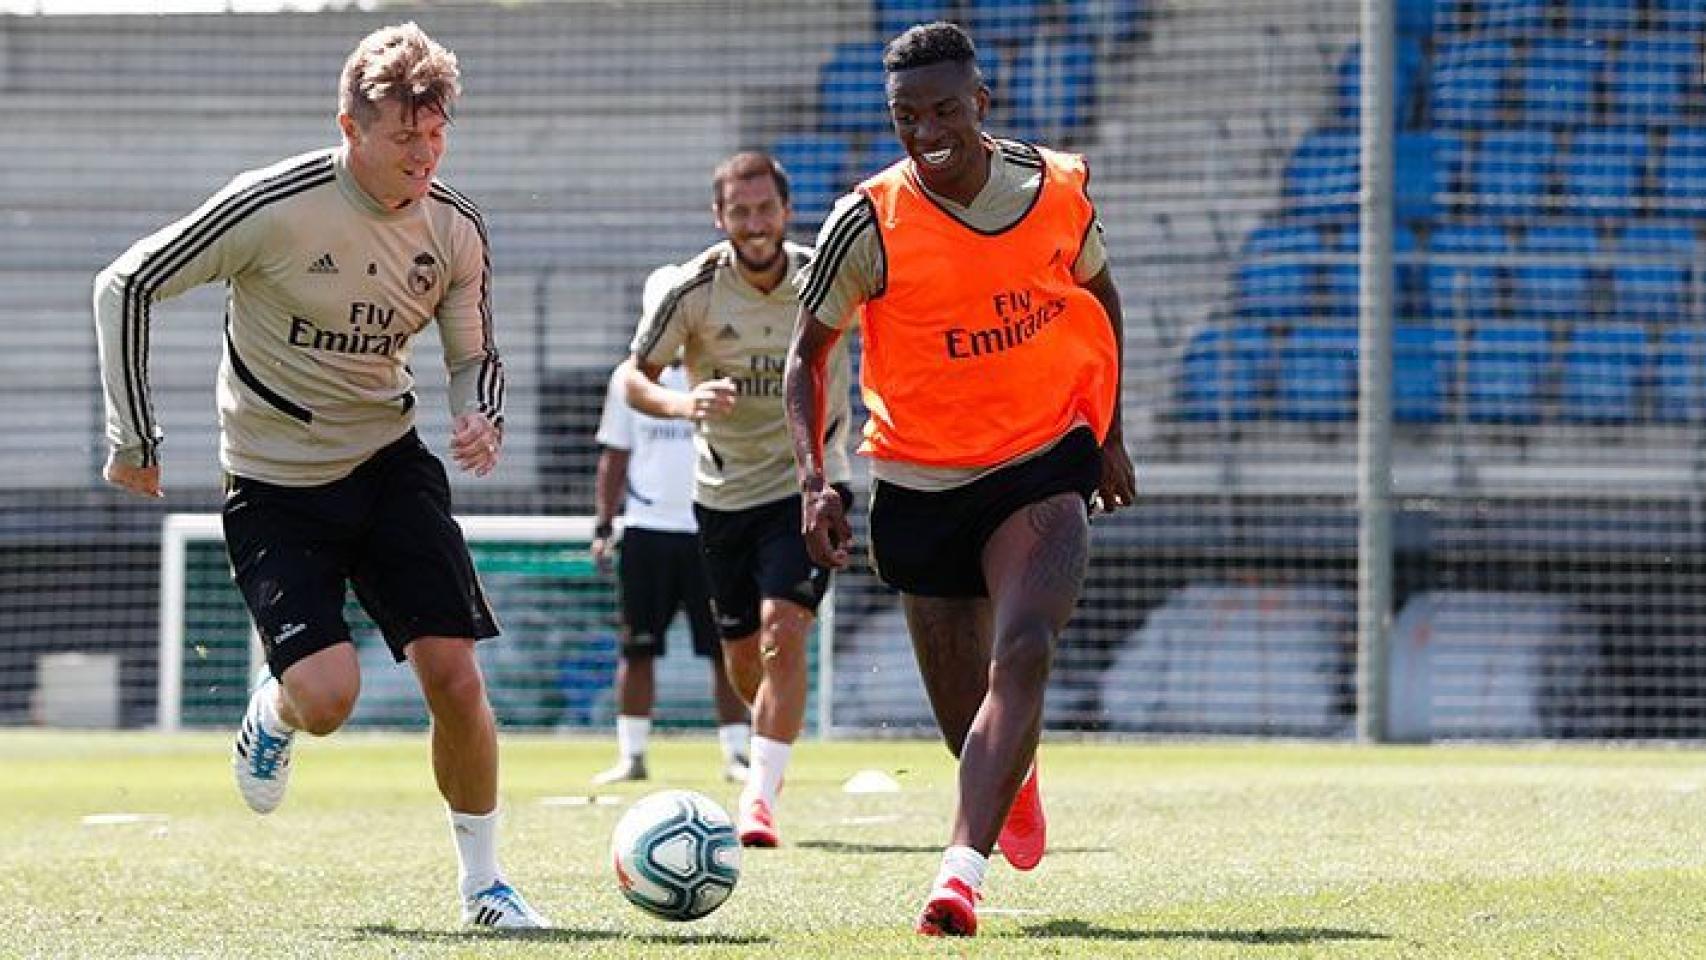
top-left (594, 520), bottom-right (614, 539)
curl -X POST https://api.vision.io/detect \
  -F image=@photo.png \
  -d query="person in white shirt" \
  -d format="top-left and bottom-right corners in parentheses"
top-left (590, 331), bottom-right (752, 785)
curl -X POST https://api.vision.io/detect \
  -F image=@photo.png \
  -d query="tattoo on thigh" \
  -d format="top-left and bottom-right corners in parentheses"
top-left (1022, 498), bottom-right (1088, 594)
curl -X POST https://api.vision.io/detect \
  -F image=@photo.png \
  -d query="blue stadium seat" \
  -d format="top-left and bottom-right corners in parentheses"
top-left (1064, 0), bottom-right (1149, 44)
top-left (1465, 322), bottom-right (1550, 424)
top-left (873, 0), bottom-right (956, 38)
top-left (1322, 223), bottom-right (1421, 320)
top-left (1560, 0), bottom-right (1639, 33)
top-left (1606, 38), bottom-right (1693, 128)
top-left (1653, 0), bottom-right (1706, 31)
top-left (1430, 130), bottom-right (1468, 208)
top-left (1282, 129), bottom-right (1359, 218)
top-left (1511, 225), bottom-right (1597, 321)
top-left (967, 0), bottom-right (1045, 44)
top-left (1656, 326), bottom-right (1706, 422)
top-left (1177, 322), bottom-right (1271, 421)
top-left (1469, 130), bottom-right (1556, 217)
top-left (1006, 33), bottom-right (1097, 144)
top-left (1471, 0), bottom-right (1550, 32)
top-left (1559, 131), bottom-right (1645, 219)
top-left (1276, 324), bottom-right (1358, 421)
top-left (770, 133), bottom-right (852, 231)
top-left (1428, 222), bottom-right (1507, 321)
top-left (1397, 0), bottom-right (1433, 35)
top-left (1559, 322), bottom-right (1649, 424)
top-left (1394, 323), bottom-right (1458, 424)
top-left (1334, 37), bottom-right (1425, 126)
top-left (1614, 223), bottom-right (1695, 323)
top-left (854, 139), bottom-right (906, 179)
top-left (1394, 132), bottom-right (1440, 225)
top-left (819, 41), bottom-right (892, 135)
top-left (1521, 37), bottom-right (1604, 128)
top-left (1236, 224), bottom-right (1322, 320)
top-left (1657, 128), bottom-right (1706, 218)
top-left (1432, 38), bottom-right (1513, 129)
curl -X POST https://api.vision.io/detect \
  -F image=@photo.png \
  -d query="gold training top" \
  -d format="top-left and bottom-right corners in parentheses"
top-left (93, 148), bottom-right (503, 486)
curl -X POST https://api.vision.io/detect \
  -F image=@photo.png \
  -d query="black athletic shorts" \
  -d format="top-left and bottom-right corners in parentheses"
top-left (222, 430), bottom-right (499, 679)
top-left (869, 428), bottom-right (1102, 598)
top-left (617, 527), bottom-right (718, 659)
top-left (692, 485), bottom-right (852, 640)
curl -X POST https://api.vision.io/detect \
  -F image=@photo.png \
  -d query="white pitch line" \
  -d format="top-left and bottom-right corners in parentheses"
top-left (80, 813), bottom-right (170, 826)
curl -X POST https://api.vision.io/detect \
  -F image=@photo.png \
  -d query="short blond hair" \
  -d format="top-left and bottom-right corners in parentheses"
top-left (339, 22), bottom-right (460, 129)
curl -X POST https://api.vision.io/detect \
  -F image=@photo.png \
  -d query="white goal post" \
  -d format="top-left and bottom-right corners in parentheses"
top-left (157, 514), bottom-right (836, 734)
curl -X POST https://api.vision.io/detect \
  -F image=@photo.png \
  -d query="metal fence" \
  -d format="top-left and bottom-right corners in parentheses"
top-left (2, 0), bottom-right (1704, 739)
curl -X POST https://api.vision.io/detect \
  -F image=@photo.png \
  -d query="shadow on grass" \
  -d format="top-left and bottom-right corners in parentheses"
top-left (346, 923), bottom-right (769, 946)
top-left (1023, 919), bottom-right (1391, 944)
top-left (799, 840), bottom-right (1112, 857)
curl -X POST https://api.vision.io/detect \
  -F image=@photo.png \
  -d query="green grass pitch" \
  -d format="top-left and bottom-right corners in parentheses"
top-left (2, 732), bottom-right (1705, 958)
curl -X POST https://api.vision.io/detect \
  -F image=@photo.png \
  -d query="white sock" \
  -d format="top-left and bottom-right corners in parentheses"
top-left (935, 845), bottom-right (988, 892)
top-left (744, 735), bottom-right (791, 807)
top-left (615, 715), bottom-right (650, 760)
top-left (718, 722), bottom-right (751, 763)
top-left (257, 679), bottom-right (294, 736)
top-left (449, 807), bottom-right (503, 899)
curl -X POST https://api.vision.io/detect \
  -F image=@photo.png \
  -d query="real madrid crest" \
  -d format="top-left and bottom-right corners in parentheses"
top-left (407, 253), bottom-right (440, 297)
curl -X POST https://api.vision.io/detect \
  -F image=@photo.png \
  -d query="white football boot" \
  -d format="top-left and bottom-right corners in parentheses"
top-left (462, 880), bottom-right (552, 929)
top-left (232, 673), bottom-right (294, 814)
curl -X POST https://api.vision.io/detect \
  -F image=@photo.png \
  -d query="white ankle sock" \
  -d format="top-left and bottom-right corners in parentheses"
top-left (717, 723), bottom-right (751, 762)
top-left (257, 679), bottom-right (294, 736)
top-left (744, 735), bottom-right (791, 807)
top-left (615, 715), bottom-right (650, 760)
top-left (449, 807), bottom-right (503, 898)
top-left (935, 845), bottom-right (988, 892)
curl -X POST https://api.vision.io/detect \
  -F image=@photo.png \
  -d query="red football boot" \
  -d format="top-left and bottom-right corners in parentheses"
top-left (997, 763), bottom-right (1046, 871)
top-left (915, 877), bottom-right (979, 937)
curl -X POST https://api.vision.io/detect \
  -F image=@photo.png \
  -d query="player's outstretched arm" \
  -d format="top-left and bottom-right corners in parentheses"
top-left (784, 306), bottom-right (851, 569)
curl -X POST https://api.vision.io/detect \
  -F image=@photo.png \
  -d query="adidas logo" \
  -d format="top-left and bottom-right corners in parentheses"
top-left (716, 324), bottom-right (740, 340)
top-left (308, 253), bottom-right (339, 274)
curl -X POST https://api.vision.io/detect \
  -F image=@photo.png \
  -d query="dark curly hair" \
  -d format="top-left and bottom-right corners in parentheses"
top-left (883, 21), bottom-right (979, 74)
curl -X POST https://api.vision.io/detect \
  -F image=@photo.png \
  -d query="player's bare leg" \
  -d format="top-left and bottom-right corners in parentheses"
top-left (277, 643), bottom-right (362, 734)
top-left (709, 651), bottom-right (752, 782)
top-left (735, 599), bottom-right (813, 846)
top-left (594, 650), bottom-right (655, 784)
top-left (904, 594), bottom-right (992, 935)
top-left (710, 650), bottom-right (747, 726)
top-left (904, 595), bottom-right (993, 757)
top-left (723, 635), bottom-right (763, 706)
top-left (964, 494), bottom-right (1087, 850)
top-left (410, 637), bottom-right (549, 929)
top-left (233, 642), bottom-right (359, 814)
top-left (410, 637), bottom-right (498, 814)
top-left (914, 494), bottom-right (1088, 935)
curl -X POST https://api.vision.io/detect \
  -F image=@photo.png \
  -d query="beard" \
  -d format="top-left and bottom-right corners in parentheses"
top-left (732, 236), bottom-right (784, 274)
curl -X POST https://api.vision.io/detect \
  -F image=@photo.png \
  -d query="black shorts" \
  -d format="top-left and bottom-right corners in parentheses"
top-left (617, 527), bottom-right (718, 659)
top-left (692, 486), bottom-right (852, 640)
top-left (869, 428), bottom-right (1102, 598)
top-left (222, 431), bottom-right (499, 679)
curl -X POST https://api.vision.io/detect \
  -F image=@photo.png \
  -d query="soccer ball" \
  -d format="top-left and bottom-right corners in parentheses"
top-left (611, 789), bottom-right (741, 921)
